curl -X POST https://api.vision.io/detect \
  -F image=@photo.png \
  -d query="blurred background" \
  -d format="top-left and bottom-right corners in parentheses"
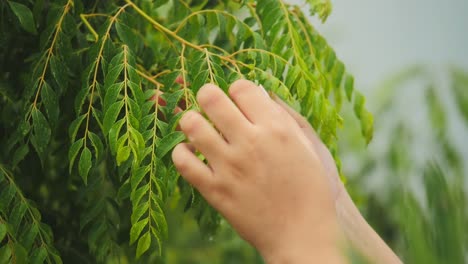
top-left (305, 0), bottom-right (468, 192)
top-left (157, 1), bottom-right (468, 263)
top-left (309, 0), bottom-right (468, 91)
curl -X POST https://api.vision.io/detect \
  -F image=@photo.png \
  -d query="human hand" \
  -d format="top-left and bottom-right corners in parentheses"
top-left (172, 80), bottom-right (345, 263)
top-left (272, 95), bottom-right (402, 264)
top-left (271, 94), bottom-right (344, 202)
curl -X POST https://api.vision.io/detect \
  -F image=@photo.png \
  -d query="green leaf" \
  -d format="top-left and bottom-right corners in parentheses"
top-left (30, 247), bottom-right (47, 264)
top-left (306, 0), bottom-right (332, 22)
top-left (130, 219), bottom-right (148, 245)
top-left (156, 132), bottom-right (186, 158)
top-left (0, 185), bottom-right (16, 214)
top-left (151, 210), bottom-right (168, 238)
top-left (344, 74), bottom-right (354, 101)
top-left (131, 203), bottom-right (149, 224)
top-left (104, 82), bottom-right (124, 111)
top-left (11, 202), bottom-right (27, 232)
top-left (68, 138), bottom-right (84, 173)
top-left (361, 110), bottom-right (374, 144)
top-left (74, 87), bottom-right (89, 114)
top-left (131, 166), bottom-right (149, 191)
top-left (296, 77), bottom-right (307, 99)
top-left (39, 223), bottom-right (53, 244)
top-left (48, 247), bottom-right (62, 264)
top-left (263, 6), bottom-right (281, 31)
top-left (353, 91), bottom-right (365, 119)
top-left (326, 49), bottom-right (336, 72)
top-left (12, 144), bottom-right (29, 167)
top-left (12, 243), bottom-right (28, 263)
top-left (136, 232), bottom-right (151, 259)
top-left (88, 132), bottom-right (104, 161)
top-left (130, 185), bottom-right (149, 209)
top-left (104, 66), bottom-right (124, 90)
top-left (69, 114), bottom-right (86, 142)
top-left (116, 22), bottom-right (139, 52)
top-left (109, 119), bottom-right (126, 154)
top-left (0, 245), bottom-right (11, 263)
top-left (285, 65), bottom-right (301, 89)
top-left (8, 1), bottom-right (37, 34)
top-left (103, 101), bottom-right (124, 134)
top-left (41, 81), bottom-right (59, 126)
top-left (31, 108), bottom-right (51, 156)
top-left (20, 224), bottom-right (39, 250)
top-left (79, 147), bottom-right (92, 184)
top-left (50, 55), bottom-right (68, 88)
top-left (192, 70), bottom-right (209, 94)
top-left (216, 12), bottom-right (227, 35)
top-left (118, 180), bottom-right (131, 202)
top-left (332, 61), bottom-right (345, 88)
top-left (117, 145), bottom-right (131, 166)
top-left (0, 223), bottom-right (6, 242)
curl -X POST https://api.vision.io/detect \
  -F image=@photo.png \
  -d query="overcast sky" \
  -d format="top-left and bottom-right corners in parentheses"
top-left (296, 0), bottom-right (468, 92)
top-left (291, 0), bottom-right (468, 189)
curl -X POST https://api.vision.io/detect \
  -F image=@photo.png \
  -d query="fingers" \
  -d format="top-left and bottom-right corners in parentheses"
top-left (179, 110), bottom-right (228, 162)
top-left (197, 84), bottom-right (252, 142)
top-left (228, 79), bottom-right (277, 124)
top-left (172, 143), bottom-right (214, 193)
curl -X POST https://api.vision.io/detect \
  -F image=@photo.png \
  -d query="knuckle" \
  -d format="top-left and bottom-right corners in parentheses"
top-left (209, 179), bottom-right (232, 201)
top-left (228, 131), bottom-right (262, 166)
top-left (228, 79), bottom-right (256, 98)
top-left (172, 148), bottom-right (194, 177)
top-left (197, 84), bottom-right (222, 108)
top-left (226, 148), bottom-right (249, 168)
top-left (243, 126), bottom-right (261, 144)
top-left (180, 111), bottom-right (200, 134)
top-left (268, 122), bottom-right (289, 141)
top-left (173, 156), bottom-right (191, 177)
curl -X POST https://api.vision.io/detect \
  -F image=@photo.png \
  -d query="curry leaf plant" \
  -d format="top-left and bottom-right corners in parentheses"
top-left (0, 0), bottom-right (373, 262)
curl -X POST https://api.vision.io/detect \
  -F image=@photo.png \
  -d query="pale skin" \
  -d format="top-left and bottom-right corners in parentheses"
top-left (171, 80), bottom-right (402, 264)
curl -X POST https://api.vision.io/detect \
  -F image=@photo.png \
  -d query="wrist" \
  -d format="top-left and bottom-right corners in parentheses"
top-left (259, 218), bottom-right (347, 264)
top-left (335, 186), bottom-right (402, 264)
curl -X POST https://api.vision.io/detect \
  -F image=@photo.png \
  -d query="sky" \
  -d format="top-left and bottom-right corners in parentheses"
top-left (290, 0), bottom-right (468, 190)
top-left (299, 0), bottom-right (468, 93)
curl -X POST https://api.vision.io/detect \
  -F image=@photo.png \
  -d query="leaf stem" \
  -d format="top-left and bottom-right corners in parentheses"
top-left (29, 0), bottom-right (73, 121)
top-left (82, 4), bottom-right (130, 148)
top-left (135, 69), bottom-right (164, 88)
top-left (180, 44), bottom-right (191, 107)
top-left (204, 49), bottom-right (215, 83)
top-left (125, 0), bottom-right (203, 52)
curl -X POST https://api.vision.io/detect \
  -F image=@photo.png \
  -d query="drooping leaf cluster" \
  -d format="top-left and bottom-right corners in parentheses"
top-left (0, 0), bottom-right (373, 262)
top-left (0, 166), bottom-right (62, 263)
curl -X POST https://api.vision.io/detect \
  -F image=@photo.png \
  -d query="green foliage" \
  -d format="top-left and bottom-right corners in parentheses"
top-left (452, 68), bottom-right (468, 123)
top-left (340, 66), bottom-right (468, 263)
top-left (0, 0), bottom-right (373, 262)
top-left (399, 164), bottom-right (466, 264)
top-left (0, 166), bottom-right (61, 264)
top-left (7, 1), bottom-right (37, 34)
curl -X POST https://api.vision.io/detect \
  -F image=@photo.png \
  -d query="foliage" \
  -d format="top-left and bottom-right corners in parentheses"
top-left (0, 0), bottom-right (373, 262)
top-left (340, 67), bottom-right (468, 263)
top-left (138, 67), bottom-right (468, 264)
